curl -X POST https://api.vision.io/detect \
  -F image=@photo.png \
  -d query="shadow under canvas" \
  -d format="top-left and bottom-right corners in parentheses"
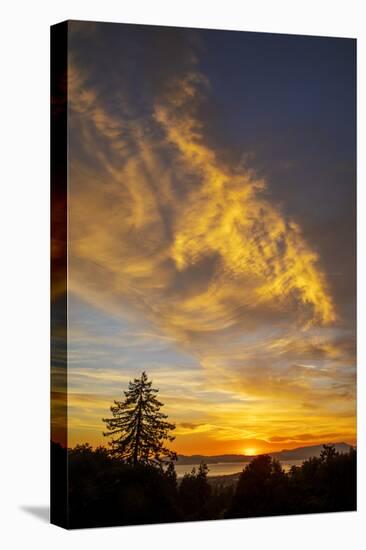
top-left (21, 506), bottom-right (49, 523)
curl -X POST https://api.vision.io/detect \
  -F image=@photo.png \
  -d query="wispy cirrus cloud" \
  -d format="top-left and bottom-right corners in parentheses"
top-left (68, 57), bottom-right (337, 343)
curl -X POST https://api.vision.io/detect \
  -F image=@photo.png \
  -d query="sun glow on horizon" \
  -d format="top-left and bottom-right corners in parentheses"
top-left (243, 448), bottom-right (257, 457)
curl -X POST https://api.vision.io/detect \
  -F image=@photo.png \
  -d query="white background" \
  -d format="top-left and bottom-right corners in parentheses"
top-left (1, 0), bottom-right (364, 548)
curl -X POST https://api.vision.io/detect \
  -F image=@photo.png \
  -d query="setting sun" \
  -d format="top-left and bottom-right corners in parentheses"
top-left (243, 448), bottom-right (257, 457)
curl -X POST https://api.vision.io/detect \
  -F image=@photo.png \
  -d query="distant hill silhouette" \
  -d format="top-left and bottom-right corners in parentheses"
top-left (177, 442), bottom-right (353, 465)
top-left (270, 442), bottom-right (352, 460)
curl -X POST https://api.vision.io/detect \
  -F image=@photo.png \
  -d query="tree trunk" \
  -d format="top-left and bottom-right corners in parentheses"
top-left (133, 392), bottom-right (143, 466)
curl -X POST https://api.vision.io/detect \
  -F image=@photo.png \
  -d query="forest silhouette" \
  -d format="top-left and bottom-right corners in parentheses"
top-left (51, 373), bottom-right (356, 528)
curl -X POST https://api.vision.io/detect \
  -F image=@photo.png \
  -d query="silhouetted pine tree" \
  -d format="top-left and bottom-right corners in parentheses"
top-left (102, 371), bottom-right (176, 466)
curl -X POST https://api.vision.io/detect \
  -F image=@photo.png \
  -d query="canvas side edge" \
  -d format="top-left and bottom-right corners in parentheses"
top-left (50, 20), bottom-right (69, 530)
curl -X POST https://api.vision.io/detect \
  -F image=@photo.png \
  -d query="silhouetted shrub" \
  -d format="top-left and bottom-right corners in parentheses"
top-left (68, 444), bottom-right (180, 528)
top-left (227, 455), bottom-right (290, 518)
top-left (179, 462), bottom-right (211, 520)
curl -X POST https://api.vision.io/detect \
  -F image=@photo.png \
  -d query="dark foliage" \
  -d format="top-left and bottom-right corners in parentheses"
top-left (179, 462), bottom-right (212, 520)
top-left (50, 441), bottom-right (68, 526)
top-left (228, 454), bottom-right (290, 518)
top-left (285, 445), bottom-right (357, 514)
top-left (67, 443), bottom-right (181, 528)
top-left (227, 446), bottom-right (356, 519)
top-left (57, 443), bottom-right (355, 528)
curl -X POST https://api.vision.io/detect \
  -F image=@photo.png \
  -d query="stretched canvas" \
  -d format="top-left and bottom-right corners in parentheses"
top-left (51, 20), bottom-right (357, 529)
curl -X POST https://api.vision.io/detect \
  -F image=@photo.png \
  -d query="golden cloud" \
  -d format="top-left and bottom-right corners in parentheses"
top-left (155, 73), bottom-right (336, 326)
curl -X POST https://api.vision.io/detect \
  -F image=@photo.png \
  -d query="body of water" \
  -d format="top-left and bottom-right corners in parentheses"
top-left (175, 459), bottom-right (304, 478)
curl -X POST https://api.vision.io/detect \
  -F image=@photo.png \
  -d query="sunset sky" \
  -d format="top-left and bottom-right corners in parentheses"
top-left (53, 21), bottom-right (356, 455)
